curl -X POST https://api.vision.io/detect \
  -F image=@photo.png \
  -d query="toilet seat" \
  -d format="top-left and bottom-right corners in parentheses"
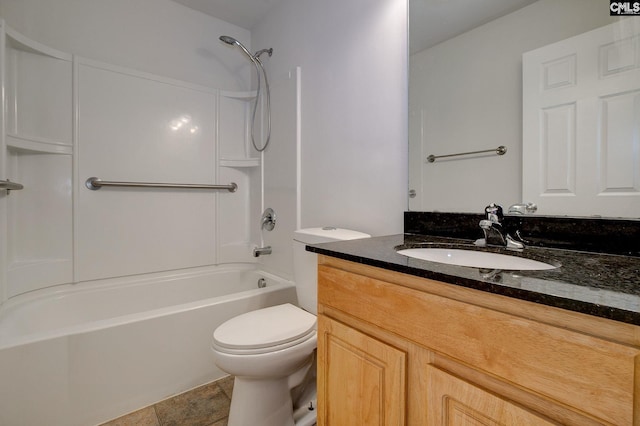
top-left (213, 303), bottom-right (317, 355)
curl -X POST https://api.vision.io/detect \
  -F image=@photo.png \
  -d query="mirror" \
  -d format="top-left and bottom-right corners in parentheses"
top-left (408, 0), bottom-right (639, 218)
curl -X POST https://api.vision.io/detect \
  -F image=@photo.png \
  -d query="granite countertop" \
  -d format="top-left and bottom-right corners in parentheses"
top-left (307, 234), bottom-right (640, 326)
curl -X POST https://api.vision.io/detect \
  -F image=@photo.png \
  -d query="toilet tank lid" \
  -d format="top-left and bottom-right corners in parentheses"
top-left (294, 227), bottom-right (371, 244)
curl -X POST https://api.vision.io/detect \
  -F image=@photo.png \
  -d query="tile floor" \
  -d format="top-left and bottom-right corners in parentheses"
top-left (100, 375), bottom-right (234, 426)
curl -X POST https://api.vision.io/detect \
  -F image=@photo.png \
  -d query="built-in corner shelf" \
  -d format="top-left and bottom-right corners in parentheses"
top-left (4, 23), bottom-right (73, 156)
top-left (7, 134), bottom-right (72, 155)
top-left (220, 90), bottom-right (257, 101)
top-left (219, 158), bottom-right (260, 168)
top-left (2, 24), bottom-right (75, 300)
top-left (5, 26), bottom-right (73, 62)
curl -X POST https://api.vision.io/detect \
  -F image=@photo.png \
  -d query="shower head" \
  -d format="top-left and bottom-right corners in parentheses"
top-left (219, 35), bottom-right (256, 64)
top-left (219, 35), bottom-right (239, 46)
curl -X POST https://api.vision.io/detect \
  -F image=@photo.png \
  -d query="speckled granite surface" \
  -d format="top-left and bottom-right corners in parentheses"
top-left (307, 234), bottom-right (640, 326)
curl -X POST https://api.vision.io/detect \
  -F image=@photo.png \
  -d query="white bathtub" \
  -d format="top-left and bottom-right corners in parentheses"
top-left (0, 265), bottom-right (298, 426)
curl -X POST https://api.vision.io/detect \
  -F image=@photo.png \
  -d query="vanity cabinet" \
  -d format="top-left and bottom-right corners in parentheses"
top-left (316, 256), bottom-right (640, 425)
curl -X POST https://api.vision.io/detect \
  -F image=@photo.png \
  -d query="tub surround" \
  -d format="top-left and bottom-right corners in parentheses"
top-left (307, 213), bottom-right (640, 325)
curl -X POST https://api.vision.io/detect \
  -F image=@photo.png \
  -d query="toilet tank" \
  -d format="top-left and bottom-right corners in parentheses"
top-left (293, 227), bottom-right (370, 314)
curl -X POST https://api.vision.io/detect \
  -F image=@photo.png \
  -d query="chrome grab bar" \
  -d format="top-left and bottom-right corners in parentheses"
top-left (85, 177), bottom-right (237, 192)
top-left (427, 145), bottom-right (507, 163)
top-left (0, 179), bottom-right (24, 191)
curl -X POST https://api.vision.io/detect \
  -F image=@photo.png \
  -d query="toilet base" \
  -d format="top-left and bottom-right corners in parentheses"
top-left (228, 378), bottom-right (317, 426)
top-left (292, 387), bottom-right (317, 426)
top-left (292, 355), bottom-right (317, 425)
top-left (293, 401), bottom-right (317, 426)
top-left (227, 357), bottom-right (317, 426)
top-left (228, 376), bottom-right (295, 426)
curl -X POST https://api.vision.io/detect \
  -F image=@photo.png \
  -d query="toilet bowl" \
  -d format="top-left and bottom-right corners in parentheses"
top-left (211, 228), bottom-right (370, 426)
top-left (212, 303), bottom-right (317, 426)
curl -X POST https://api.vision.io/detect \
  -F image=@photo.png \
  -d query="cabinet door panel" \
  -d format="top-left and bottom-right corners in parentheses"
top-left (318, 264), bottom-right (638, 425)
top-left (427, 366), bottom-right (557, 426)
top-left (318, 315), bottom-right (406, 426)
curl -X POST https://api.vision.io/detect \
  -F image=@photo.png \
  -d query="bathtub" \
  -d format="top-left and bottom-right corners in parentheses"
top-left (0, 265), bottom-right (298, 426)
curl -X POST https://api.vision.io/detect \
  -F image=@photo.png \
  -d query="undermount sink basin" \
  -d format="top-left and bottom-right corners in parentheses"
top-left (397, 248), bottom-right (557, 271)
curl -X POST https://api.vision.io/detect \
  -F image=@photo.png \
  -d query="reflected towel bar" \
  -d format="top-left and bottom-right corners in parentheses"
top-left (85, 177), bottom-right (237, 192)
top-left (427, 146), bottom-right (507, 163)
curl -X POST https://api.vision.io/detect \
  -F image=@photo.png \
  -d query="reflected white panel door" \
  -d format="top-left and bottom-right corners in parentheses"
top-left (77, 60), bottom-right (217, 281)
top-left (523, 21), bottom-right (640, 217)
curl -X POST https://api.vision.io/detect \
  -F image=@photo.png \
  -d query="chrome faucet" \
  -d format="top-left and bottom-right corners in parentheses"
top-left (253, 246), bottom-right (272, 257)
top-left (478, 203), bottom-right (524, 249)
top-left (261, 208), bottom-right (276, 231)
top-left (507, 202), bottom-right (537, 215)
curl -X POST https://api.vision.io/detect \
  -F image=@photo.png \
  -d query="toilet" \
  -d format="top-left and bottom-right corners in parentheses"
top-left (211, 227), bottom-right (370, 426)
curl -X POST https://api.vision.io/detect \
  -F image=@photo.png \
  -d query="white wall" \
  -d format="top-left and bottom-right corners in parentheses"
top-left (409, 0), bottom-right (615, 213)
top-left (0, 0), bottom-right (251, 89)
top-left (253, 0), bottom-right (408, 238)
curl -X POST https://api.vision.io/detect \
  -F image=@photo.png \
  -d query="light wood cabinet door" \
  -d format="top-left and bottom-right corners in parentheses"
top-left (426, 366), bottom-right (557, 426)
top-left (318, 257), bottom-right (640, 425)
top-left (317, 315), bottom-right (407, 426)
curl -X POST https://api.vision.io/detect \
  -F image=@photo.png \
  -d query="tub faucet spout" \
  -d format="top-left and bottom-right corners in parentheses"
top-left (253, 246), bottom-right (272, 257)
